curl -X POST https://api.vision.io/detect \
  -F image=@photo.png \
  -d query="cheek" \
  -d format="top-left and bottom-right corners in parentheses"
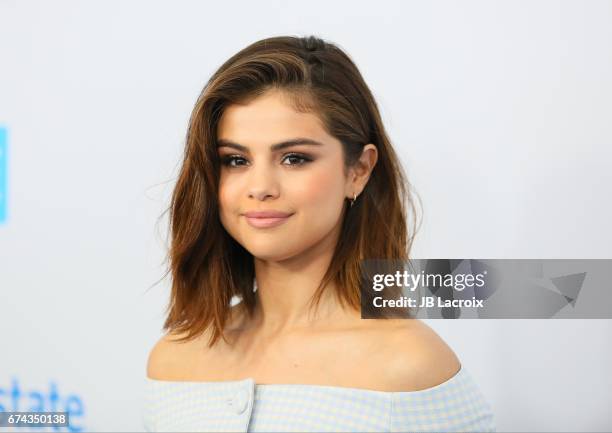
top-left (292, 167), bottom-right (345, 207)
top-left (218, 178), bottom-right (240, 223)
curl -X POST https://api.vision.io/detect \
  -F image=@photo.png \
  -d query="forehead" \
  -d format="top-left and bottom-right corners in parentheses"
top-left (217, 90), bottom-right (329, 145)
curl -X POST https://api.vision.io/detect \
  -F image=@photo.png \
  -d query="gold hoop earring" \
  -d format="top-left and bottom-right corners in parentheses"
top-left (349, 192), bottom-right (357, 208)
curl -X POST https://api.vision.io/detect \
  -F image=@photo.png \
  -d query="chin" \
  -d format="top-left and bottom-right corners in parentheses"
top-left (245, 243), bottom-right (301, 262)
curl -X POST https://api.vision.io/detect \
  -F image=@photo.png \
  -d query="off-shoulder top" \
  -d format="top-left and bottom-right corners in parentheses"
top-left (142, 365), bottom-right (496, 432)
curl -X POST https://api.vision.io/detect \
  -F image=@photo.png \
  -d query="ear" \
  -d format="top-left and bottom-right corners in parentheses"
top-left (345, 144), bottom-right (378, 198)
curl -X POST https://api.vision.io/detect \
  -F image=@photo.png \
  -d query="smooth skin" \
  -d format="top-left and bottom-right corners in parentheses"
top-left (147, 89), bottom-right (460, 391)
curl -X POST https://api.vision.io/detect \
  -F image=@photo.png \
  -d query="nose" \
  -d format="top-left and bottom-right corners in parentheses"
top-left (247, 161), bottom-right (280, 201)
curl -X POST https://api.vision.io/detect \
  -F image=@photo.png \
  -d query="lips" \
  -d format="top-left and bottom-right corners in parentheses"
top-left (243, 210), bottom-right (293, 229)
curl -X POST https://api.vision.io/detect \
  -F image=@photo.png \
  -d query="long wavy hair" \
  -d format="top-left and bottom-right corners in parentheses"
top-left (157, 35), bottom-right (422, 347)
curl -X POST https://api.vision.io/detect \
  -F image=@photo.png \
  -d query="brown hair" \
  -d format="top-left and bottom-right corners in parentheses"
top-left (157, 35), bottom-right (422, 347)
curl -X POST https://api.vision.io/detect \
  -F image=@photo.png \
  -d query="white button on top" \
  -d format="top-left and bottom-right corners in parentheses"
top-left (228, 388), bottom-right (249, 415)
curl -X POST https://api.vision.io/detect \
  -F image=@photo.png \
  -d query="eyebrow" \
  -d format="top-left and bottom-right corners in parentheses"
top-left (217, 138), bottom-right (325, 152)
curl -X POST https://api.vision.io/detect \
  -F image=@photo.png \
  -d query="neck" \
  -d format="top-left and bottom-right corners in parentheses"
top-left (250, 223), bottom-right (347, 336)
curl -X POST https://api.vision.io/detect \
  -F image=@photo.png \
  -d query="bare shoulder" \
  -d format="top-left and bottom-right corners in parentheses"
top-left (374, 319), bottom-right (461, 391)
top-left (146, 304), bottom-right (245, 381)
top-left (146, 330), bottom-right (197, 380)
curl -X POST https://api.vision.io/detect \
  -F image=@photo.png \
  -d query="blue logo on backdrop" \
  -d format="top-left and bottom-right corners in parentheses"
top-left (0, 377), bottom-right (85, 432)
top-left (0, 127), bottom-right (7, 224)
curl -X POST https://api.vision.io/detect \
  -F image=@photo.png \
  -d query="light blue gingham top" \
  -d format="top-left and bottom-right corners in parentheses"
top-left (143, 365), bottom-right (496, 432)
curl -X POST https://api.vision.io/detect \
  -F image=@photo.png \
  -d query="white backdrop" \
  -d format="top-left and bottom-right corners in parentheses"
top-left (1, 0), bottom-right (611, 431)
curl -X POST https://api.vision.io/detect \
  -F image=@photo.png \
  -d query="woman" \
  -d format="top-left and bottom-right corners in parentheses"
top-left (144, 35), bottom-right (496, 432)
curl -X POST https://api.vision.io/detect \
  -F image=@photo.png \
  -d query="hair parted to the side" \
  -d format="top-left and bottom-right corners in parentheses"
top-left (158, 35), bottom-right (422, 347)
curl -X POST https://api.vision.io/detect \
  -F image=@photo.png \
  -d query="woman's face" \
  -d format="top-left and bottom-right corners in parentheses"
top-left (216, 89), bottom-right (353, 262)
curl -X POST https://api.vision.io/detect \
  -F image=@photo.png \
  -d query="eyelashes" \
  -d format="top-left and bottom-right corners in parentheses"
top-left (219, 153), bottom-right (314, 168)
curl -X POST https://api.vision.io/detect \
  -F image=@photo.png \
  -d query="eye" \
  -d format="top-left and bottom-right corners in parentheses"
top-left (220, 155), bottom-right (248, 167)
top-left (282, 153), bottom-right (312, 166)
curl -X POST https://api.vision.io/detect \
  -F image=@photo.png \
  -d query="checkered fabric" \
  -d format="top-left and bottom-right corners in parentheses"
top-left (143, 365), bottom-right (496, 432)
